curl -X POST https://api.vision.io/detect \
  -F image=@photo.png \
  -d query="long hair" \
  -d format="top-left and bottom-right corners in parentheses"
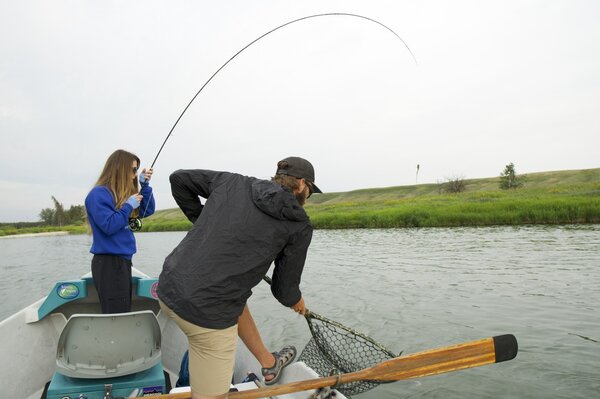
top-left (95, 149), bottom-right (140, 217)
top-left (272, 164), bottom-right (309, 206)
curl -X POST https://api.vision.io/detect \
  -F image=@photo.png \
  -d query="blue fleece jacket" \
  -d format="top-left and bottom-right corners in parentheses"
top-left (85, 184), bottom-right (155, 260)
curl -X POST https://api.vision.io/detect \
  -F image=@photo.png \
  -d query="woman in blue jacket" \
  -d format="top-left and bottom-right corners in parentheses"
top-left (85, 149), bottom-right (155, 313)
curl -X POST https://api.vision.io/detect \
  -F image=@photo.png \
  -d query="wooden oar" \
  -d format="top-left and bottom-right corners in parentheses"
top-left (153, 334), bottom-right (517, 399)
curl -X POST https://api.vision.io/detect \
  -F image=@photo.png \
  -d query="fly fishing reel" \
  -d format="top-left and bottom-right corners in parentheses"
top-left (128, 217), bottom-right (142, 232)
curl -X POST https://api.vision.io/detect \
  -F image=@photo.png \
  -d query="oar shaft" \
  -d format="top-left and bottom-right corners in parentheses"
top-left (230, 335), bottom-right (515, 398)
top-left (144, 376), bottom-right (336, 399)
top-left (152, 335), bottom-right (517, 399)
top-left (229, 375), bottom-right (339, 399)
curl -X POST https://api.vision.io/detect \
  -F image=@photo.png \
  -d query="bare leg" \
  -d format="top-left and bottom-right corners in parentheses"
top-left (237, 304), bottom-right (276, 377)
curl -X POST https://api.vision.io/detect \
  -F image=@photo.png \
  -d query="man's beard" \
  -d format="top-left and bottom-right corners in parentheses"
top-left (295, 185), bottom-right (309, 206)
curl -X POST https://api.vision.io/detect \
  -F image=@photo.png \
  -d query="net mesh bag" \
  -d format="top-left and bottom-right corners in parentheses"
top-left (298, 311), bottom-right (399, 397)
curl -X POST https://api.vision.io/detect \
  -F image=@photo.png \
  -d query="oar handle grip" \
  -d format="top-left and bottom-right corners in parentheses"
top-left (493, 334), bottom-right (518, 363)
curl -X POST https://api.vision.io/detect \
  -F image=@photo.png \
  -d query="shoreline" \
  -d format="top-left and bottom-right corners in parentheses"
top-left (0, 231), bottom-right (70, 239)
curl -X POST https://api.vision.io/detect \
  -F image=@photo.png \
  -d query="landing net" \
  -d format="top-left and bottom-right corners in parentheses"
top-left (297, 311), bottom-right (399, 397)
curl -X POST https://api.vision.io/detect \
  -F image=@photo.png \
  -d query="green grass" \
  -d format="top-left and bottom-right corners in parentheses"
top-left (0, 224), bottom-right (86, 237)
top-left (140, 208), bottom-right (193, 232)
top-left (142, 167), bottom-right (600, 230)
top-left (306, 187), bottom-right (600, 228)
top-left (3, 168), bottom-right (599, 235)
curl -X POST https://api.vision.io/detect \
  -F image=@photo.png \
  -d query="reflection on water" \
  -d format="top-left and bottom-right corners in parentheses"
top-left (1, 225), bottom-right (599, 398)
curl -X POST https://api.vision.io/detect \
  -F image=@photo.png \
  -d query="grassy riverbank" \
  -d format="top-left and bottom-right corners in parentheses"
top-left (0, 224), bottom-right (86, 237)
top-left (2, 168), bottom-right (598, 235)
top-left (142, 167), bottom-right (600, 230)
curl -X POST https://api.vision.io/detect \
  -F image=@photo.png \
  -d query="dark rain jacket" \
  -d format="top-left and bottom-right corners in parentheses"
top-left (157, 169), bottom-right (313, 329)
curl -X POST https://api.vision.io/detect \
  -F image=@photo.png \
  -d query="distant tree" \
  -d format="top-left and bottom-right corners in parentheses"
top-left (499, 163), bottom-right (524, 189)
top-left (51, 196), bottom-right (66, 226)
top-left (39, 208), bottom-right (55, 225)
top-left (67, 204), bottom-right (85, 224)
top-left (39, 197), bottom-right (86, 226)
top-left (441, 175), bottom-right (466, 193)
top-left (416, 164), bottom-right (420, 185)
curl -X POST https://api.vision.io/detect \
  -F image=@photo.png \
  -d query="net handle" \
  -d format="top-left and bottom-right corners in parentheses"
top-left (261, 275), bottom-right (398, 358)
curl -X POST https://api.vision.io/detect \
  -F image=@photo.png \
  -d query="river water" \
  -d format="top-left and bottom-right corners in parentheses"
top-left (1, 225), bottom-right (599, 398)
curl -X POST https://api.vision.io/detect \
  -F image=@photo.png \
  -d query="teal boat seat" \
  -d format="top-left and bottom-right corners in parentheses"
top-left (33, 277), bottom-right (160, 322)
top-left (55, 311), bottom-right (161, 379)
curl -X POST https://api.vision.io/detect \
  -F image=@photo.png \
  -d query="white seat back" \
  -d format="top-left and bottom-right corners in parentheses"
top-left (56, 310), bottom-right (161, 379)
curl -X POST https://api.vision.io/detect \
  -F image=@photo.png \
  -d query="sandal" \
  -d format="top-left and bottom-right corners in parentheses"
top-left (262, 345), bottom-right (297, 385)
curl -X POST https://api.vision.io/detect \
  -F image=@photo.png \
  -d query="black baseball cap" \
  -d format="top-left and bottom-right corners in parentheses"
top-left (276, 156), bottom-right (322, 194)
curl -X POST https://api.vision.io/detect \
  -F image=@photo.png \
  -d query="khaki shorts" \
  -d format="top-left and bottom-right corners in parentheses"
top-left (160, 301), bottom-right (238, 396)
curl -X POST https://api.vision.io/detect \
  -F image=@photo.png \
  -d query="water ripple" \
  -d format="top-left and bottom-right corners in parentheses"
top-left (1, 225), bottom-right (599, 398)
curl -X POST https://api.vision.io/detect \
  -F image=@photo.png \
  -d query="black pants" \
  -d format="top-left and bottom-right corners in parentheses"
top-left (91, 254), bottom-right (133, 314)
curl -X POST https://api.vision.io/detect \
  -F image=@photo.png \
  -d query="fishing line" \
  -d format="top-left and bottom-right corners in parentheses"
top-left (149, 12), bottom-right (417, 169)
top-left (138, 12), bottom-right (418, 226)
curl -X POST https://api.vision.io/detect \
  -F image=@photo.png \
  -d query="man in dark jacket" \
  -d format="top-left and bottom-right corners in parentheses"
top-left (158, 156), bottom-right (321, 399)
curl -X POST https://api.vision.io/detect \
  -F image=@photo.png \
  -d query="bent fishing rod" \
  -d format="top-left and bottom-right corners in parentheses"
top-left (134, 12), bottom-right (417, 230)
top-left (149, 12), bottom-right (417, 169)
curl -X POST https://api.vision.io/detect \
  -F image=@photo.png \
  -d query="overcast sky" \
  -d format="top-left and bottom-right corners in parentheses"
top-left (1, 0), bottom-right (598, 222)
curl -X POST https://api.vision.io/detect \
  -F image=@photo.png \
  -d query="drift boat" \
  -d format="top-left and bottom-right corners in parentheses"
top-left (0, 268), bottom-right (347, 399)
